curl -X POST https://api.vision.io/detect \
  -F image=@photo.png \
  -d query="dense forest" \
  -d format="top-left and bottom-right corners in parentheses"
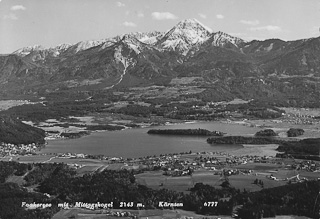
top-left (147, 128), bottom-right (224, 136)
top-left (0, 115), bottom-right (45, 145)
top-left (0, 100), bottom-right (111, 123)
top-left (277, 138), bottom-right (320, 160)
top-left (0, 182), bottom-right (60, 219)
top-left (234, 180), bottom-right (320, 219)
top-left (0, 161), bottom-right (319, 219)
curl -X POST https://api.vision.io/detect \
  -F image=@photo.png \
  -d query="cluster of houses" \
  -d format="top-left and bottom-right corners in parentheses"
top-left (120, 151), bottom-right (319, 179)
top-left (281, 111), bottom-right (320, 125)
top-left (291, 160), bottom-right (320, 172)
top-left (57, 153), bottom-right (86, 159)
top-left (119, 151), bottom-right (273, 177)
top-left (0, 142), bottom-right (38, 156)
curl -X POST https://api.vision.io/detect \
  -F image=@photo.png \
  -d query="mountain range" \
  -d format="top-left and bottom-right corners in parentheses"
top-left (1, 18), bottom-right (319, 106)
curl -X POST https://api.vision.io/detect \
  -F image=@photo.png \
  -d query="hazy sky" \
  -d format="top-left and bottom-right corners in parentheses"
top-left (0, 0), bottom-right (319, 54)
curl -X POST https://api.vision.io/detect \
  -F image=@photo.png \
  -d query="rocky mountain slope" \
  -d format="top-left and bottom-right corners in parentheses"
top-left (1, 19), bottom-right (319, 106)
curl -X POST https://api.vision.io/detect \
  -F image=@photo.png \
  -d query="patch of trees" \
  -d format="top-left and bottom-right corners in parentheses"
top-left (0, 182), bottom-right (60, 219)
top-left (253, 178), bottom-right (264, 188)
top-left (255, 129), bottom-right (277, 137)
top-left (148, 129), bottom-right (224, 136)
top-left (0, 100), bottom-right (110, 123)
top-left (0, 161), bottom-right (30, 183)
top-left (207, 136), bottom-right (284, 145)
top-left (246, 108), bottom-right (283, 119)
top-left (287, 128), bottom-right (304, 137)
top-left (24, 163), bottom-right (75, 187)
top-left (234, 181), bottom-right (320, 219)
top-left (276, 138), bottom-right (320, 157)
top-left (0, 115), bottom-right (45, 145)
top-left (0, 103), bottom-right (76, 122)
top-left (0, 162), bottom-right (63, 218)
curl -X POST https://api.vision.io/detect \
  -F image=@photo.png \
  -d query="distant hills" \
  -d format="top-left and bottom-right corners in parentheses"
top-left (1, 18), bottom-right (319, 106)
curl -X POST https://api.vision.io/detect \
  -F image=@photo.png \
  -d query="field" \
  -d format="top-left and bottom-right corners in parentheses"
top-left (136, 171), bottom-right (196, 192)
top-left (5, 175), bottom-right (26, 186)
top-left (163, 175), bottom-right (194, 192)
top-left (228, 175), bottom-right (287, 192)
top-left (135, 166), bottom-right (293, 193)
top-left (11, 154), bottom-right (54, 163)
top-left (76, 165), bottom-right (104, 174)
top-left (105, 163), bottom-right (125, 170)
top-left (191, 170), bottom-right (222, 187)
top-left (230, 144), bottom-right (279, 157)
top-left (0, 157), bottom-right (11, 161)
top-left (0, 100), bottom-right (32, 111)
top-left (299, 170), bottom-right (320, 180)
top-left (135, 171), bottom-right (168, 189)
top-left (234, 163), bottom-right (283, 172)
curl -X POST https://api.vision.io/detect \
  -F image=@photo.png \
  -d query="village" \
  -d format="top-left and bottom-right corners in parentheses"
top-left (0, 142), bottom-right (40, 157)
top-left (3, 149), bottom-right (318, 187)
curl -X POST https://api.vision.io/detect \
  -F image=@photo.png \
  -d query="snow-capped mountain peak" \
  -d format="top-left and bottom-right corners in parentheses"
top-left (157, 18), bottom-right (213, 54)
top-left (176, 18), bottom-right (213, 34)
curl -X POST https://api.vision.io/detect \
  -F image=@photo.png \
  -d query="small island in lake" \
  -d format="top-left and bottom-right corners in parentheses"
top-left (60, 131), bottom-right (89, 139)
top-left (255, 129), bottom-right (277, 137)
top-left (147, 128), bottom-right (224, 136)
top-left (287, 128), bottom-right (304, 137)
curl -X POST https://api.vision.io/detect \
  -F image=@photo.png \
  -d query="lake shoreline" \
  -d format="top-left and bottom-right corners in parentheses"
top-left (39, 118), bottom-right (320, 158)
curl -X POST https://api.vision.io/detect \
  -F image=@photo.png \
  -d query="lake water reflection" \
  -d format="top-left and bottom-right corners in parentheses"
top-left (42, 121), bottom-right (260, 158)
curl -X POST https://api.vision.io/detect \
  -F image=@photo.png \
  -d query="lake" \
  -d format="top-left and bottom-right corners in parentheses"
top-left (42, 121), bottom-right (261, 158)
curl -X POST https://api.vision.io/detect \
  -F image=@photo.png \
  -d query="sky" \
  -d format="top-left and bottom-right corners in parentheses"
top-left (0, 0), bottom-right (319, 54)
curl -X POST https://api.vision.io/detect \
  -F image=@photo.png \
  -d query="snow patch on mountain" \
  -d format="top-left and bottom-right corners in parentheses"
top-left (99, 40), bottom-right (117, 50)
top-left (48, 44), bottom-right (72, 57)
top-left (72, 39), bottom-right (108, 53)
top-left (50, 44), bottom-right (72, 51)
top-left (110, 44), bottom-right (136, 88)
top-left (211, 31), bottom-right (245, 47)
top-left (266, 43), bottom-right (274, 52)
top-left (13, 45), bottom-right (45, 57)
top-left (133, 31), bottom-right (163, 45)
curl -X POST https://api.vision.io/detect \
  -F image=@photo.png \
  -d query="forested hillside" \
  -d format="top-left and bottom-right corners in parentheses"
top-left (0, 116), bottom-right (45, 145)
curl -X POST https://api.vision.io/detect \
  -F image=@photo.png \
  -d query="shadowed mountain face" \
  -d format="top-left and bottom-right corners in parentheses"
top-left (1, 19), bottom-right (319, 106)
